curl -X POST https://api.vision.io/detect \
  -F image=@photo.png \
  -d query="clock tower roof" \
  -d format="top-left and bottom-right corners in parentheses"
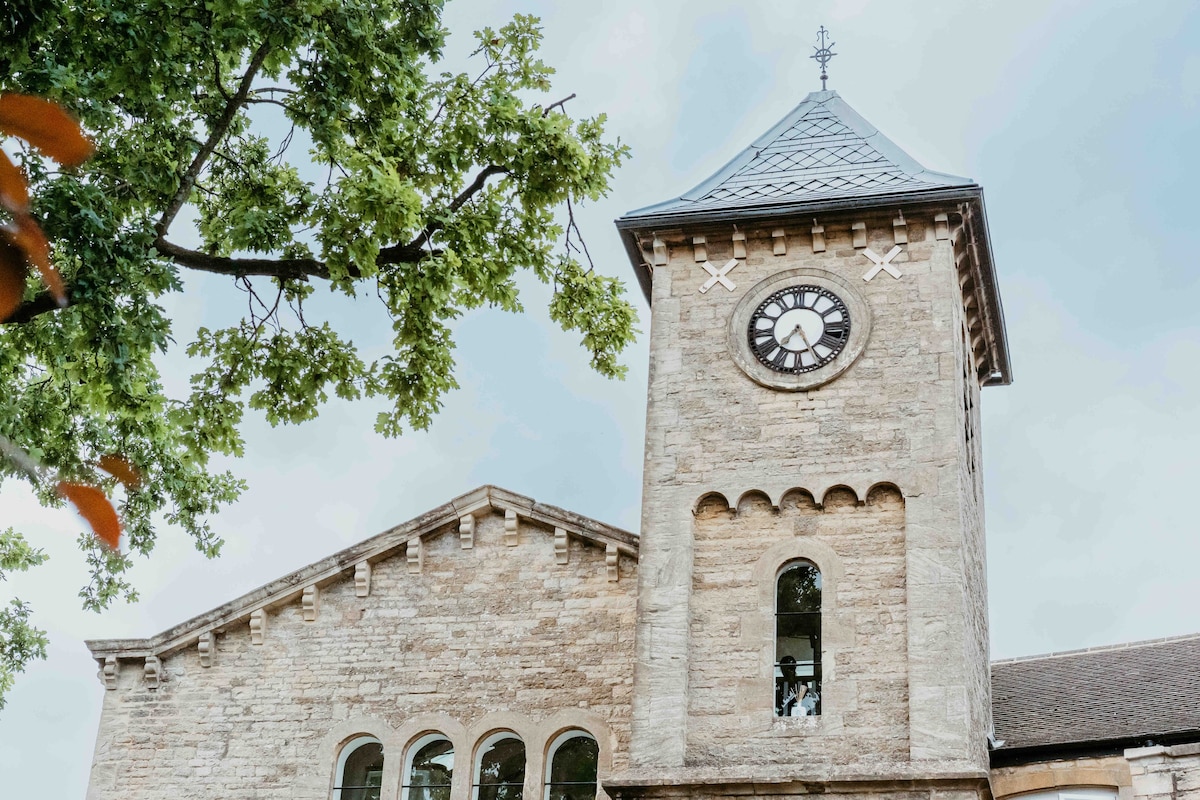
top-left (618, 90), bottom-right (977, 228)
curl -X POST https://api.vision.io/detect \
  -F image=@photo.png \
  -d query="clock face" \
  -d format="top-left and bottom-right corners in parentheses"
top-left (748, 285), bottom-right (851, 374)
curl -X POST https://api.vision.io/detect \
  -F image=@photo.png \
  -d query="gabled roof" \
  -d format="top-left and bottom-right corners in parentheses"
top-left (991, 633), bottom-right (1200, 760)
top-left (618, 90), bottom-right (976, 225)
top-left (86, 485), bottom-right (638, 662)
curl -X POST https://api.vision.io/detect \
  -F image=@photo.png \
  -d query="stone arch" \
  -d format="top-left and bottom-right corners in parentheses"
top-left (779, 487), bottom-right (819, 513)
top-left (693, 491), bottom-right (732, 518)
top-left (992, 776), bottom-right (1127, 800)
top-left (319, 716), bottom-right (399, 800)
top-left (395, 714), bottom-right (469, 800)
top-left (865, 481), bottom-right (904, 507)
top-left (820, 484), bottom-right (860, 509)
top-left (537, 710), bottom-right (613, 800)
top-left (736, 489), bottom-right (775, 516)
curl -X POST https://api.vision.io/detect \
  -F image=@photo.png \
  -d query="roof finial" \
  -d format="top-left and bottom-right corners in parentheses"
top-left (810, 26), bottom-right (836, 91)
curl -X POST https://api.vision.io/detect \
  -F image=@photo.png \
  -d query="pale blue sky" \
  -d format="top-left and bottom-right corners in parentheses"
top-left (1, 1), bottom-right (1198, 795)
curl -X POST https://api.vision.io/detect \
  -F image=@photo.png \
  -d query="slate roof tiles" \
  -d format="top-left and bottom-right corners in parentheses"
top-left (992, 633), bottom-right (1200, 753)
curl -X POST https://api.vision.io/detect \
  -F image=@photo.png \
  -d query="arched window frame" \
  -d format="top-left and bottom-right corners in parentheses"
top-left (402, 732), bottom-right (455, 800)
top-left (332, 735), bottom-right (385, 800)
top-left (472, 731), bottom-right (526, 800)
top-left (775, 559), bottom-right (822, 717)
top-left (543, 730), bottom-right (599, 800)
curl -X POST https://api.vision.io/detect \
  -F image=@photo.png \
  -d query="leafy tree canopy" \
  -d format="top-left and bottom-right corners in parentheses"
top-left (0, 0), bottom-right (635, 706)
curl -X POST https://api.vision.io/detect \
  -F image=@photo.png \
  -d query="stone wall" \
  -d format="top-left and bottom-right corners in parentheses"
top-left (1127, 743), bottom-right (1200, 800)
top-left (87, 511), bottom-right (637, 800)
top-left (632, 209), bottom-right (991, 776)
top-left (687, 485), bottom-right (908, 768)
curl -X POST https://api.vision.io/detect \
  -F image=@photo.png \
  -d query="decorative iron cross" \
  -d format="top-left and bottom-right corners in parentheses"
top-left (698, 259), bottom-right (738, 293)
top-left (861, 246), bottom-right (903, 281)
top-left (810, 26), bottom-right (836, 91)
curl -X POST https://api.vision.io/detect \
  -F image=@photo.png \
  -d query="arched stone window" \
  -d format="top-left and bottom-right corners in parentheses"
top-left (544, 731), bottom-right (598, 800)
top-left (776, 560), bottom-right (822, 716)
top-left (474, 732), bottom-right (525, 800)
top-left (333, 735), bottom-right (384, 800)
top-left (403, 734), bottom-right (455, 800)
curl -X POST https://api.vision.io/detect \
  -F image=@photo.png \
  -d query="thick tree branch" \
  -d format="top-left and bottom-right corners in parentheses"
top-left (153, 237), bottom-right (336, 280)
top-left (391, 164), bottom-right (508, 257)
top-left (156, 39), bottom-right (273, 238)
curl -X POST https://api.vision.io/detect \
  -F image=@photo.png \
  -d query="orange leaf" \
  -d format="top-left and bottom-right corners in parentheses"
top-left (98, 454), bottom-right (143, 489)
top-left (0, 94), bottom-right (94, 167)
top-left (57, 482), bottom-right (122, 549)
top-left (0, 150), bottom-right (29, 214)
top-left (0, 233), bottom-right (28, 321)
top-left (2, 216), bottom-right (65, 306)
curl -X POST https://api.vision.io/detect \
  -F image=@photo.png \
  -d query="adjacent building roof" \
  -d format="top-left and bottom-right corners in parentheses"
top-left (618, 90), bottom-right (977, 226)
top-left (992, 633), bottom-right (1200, 759)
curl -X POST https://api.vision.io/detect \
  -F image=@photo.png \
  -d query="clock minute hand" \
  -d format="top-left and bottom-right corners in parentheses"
top-left (785, 323), bottom-right (816, 353)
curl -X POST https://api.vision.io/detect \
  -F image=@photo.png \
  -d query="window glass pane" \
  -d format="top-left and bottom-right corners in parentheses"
top-left (336, 739), bottom-right (384, 799)
top-left (406, 738), bottom-right (454, 800)
top-left (776, 564), bottom-right (821, 613)
top-left (776, 562), bottom-right (822, 717)
top-left (476, 736), bottom-right (525, 800)
top-left (547, 735), bottom-right (597, 800)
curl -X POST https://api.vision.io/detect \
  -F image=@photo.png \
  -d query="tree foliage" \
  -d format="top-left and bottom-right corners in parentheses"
top-left (0, 0), bottom-right (635, 706)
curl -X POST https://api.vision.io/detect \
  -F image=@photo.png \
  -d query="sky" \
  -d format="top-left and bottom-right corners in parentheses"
top-left (2, 0), bottom-right (1199, 795)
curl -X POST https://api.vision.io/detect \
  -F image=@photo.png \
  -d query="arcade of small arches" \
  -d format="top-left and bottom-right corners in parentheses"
top-left (331, 727), bottom-right (600, 800)
top-left (694, 481), bottom-right (906, 517)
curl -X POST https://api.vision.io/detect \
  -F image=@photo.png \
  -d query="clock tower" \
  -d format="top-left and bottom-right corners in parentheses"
top-left (610, 88), bottom-right (1010, 797)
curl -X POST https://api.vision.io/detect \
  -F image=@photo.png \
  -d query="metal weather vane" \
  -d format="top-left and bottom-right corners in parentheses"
top-left (810, 26), bottom-right (836, 91)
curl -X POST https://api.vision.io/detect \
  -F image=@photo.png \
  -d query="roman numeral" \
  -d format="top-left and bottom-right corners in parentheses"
top-left (817, 332), bottom-right (844, 350)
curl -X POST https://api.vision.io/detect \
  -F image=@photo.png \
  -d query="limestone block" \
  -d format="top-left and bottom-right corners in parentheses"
top-left (249, 609), bottom-right (265, 645)
top-left (459, 513), bottom-right (475, 549)
top-left (198, 631), bottom-right (214, 668)
top-left (302, 585), bottom-right (319, 622)
top-left (355, 561), bottom-right (372, 597)
top-left (555, 528), bottom-right (569, 564)
top-left (101, 656), bottom-right (118, 690)
top-left (144, 655), bottom-right (161, 690)
top-left (505, 509), bottom-right (519, 546)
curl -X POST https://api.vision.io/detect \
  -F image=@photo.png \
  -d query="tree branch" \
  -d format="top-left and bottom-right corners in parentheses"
top-left (542, 93), bottom-right (575, 116)
top-left (156, 38), bottom-right (273, 238)
top-left (153, 237), bottom-right (337, 280)
top-left (389, 164), bottom-right (508, 258)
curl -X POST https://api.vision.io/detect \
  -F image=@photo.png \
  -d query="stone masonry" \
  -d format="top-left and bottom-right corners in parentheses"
top-left (621, 207), bottom-right (992, 787)
top-left (86, 489), bottom-right (637, 800)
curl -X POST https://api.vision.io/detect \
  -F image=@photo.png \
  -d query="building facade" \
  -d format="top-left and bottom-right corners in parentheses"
top-left (86, 90), bottom-right (1200, 800)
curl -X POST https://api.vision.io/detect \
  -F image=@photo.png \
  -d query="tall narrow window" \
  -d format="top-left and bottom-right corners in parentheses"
top-left (403, 735), bottom-right (454, 800)
top-left (544, 731), bottom-right (598, 800)
top-left (474, 733), bottom-right (525, 800)
top-left (333, 736), bottom-right (384, 800)
top-left (776, 561), bottom-right (822, 716)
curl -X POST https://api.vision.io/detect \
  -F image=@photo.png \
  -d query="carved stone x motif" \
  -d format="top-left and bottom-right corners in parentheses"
top-left (861, 245), bottom-right (903, 281)
top-left (698, 258), bottom-right (738, 294)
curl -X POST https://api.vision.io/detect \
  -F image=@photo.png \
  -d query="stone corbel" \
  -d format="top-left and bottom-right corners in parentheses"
top-left (893, 211), bottom-right (907, 244)
top-left (852, 221), bottom-right (867, 249)
top-left (811, 219), bottom-right (825, 253)
top-left (606, 544), bottom-right (619, 582)
top-left (101, 656), bottom-right (118, 690)
top-left (692, 235), bottom-right (707, 262)
top-left (459, 513), bottom-right (475, 550)
top-left (355, 561), bottom-right (372, 597)
top-left (504, 509), bottom-right (519, 546)
top-left (934, 212), bottom-right (950, 240)
top-left (407, 538), bottom-right (422, 574)
top-left (651, 234), bottom-right (668, 266)
top-left (198, 631), bottom-right (214, 668)
top-left (731, 229), bottom-right (746, 259)
top-left (302, 585), bottom-right (319, 622)
top-left (250, 609), bottom-right (266, 645)
top-left (144, 655), bottom-right (161, 690)
top-left (772, 228), bottom-right (787, 255)
top-left (554, 528), bottom-right (569, 565)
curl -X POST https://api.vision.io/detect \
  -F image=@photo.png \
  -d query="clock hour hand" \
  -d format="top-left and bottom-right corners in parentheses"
top-left (783, 323), bottom-right (816, 353)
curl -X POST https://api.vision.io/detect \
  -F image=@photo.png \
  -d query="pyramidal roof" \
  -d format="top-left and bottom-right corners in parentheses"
top-left (620, 90), bottom-right (976, 224)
